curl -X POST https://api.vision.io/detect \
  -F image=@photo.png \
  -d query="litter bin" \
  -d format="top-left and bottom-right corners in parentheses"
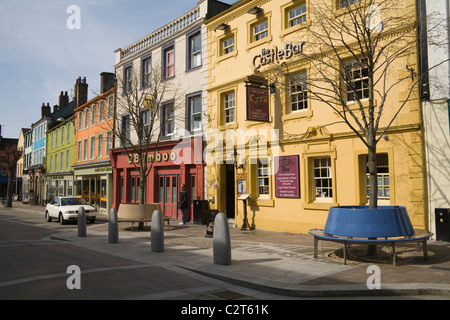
top-left (193, 200), bottom-right (209, 225)
top-left (435, 208), bottom-right (450, 242)
top-left (205, 209), bottom-right (219, 238)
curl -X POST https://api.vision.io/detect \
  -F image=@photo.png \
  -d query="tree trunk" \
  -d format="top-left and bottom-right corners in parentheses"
top-left (6, 167), bottom-right (15, 207)
top-left (366, 139), bottom-right (378, 256)
top-left (138, 171), bottom-right (146, 230)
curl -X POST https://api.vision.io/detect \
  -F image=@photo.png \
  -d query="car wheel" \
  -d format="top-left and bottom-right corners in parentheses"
top-left (45, 211), bottom-right (52, 222)
top-left (59, 213), bottom-right (66, 225)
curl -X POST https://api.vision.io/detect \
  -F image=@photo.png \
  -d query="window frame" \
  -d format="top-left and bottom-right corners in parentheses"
top-left (90, 135), bottom-right (96, 160)
top-left (142, 55), bottom-right (152, 88)
top-left (343, 58), bottom-right (369, 103)
top-left (186, 92), bottom-right (202, 132)
top-left (162, 44), bottom-right (175, 80)
top-left (187, 30), bottom-right (202, 71)
top-left (161, 101), bottom-right (175, 138)
top-left (124, 65), bottom-right (133, 94)
top-left (289, 71), bottom-right (308, 113)
top-left (223, 91), bottom-right (236, 125)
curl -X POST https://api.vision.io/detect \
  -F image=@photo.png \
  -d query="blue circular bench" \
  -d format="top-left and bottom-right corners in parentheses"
top-left (309, 206), bottom-right (433, 266)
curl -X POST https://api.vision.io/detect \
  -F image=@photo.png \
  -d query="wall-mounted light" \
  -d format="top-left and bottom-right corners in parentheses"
top-left (247, 6), bottom-right (263, 15)
top-left (233, 147), bottom-right (245, 169)
top-left (406, 65), bottom-right (416, 81)
top-left (214, 23), bottom-right (230, 31)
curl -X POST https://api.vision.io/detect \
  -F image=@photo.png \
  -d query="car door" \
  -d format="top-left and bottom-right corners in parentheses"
top-left (49, 197), bottom-right (60, 218)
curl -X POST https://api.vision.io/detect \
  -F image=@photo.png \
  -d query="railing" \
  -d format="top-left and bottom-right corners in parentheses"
top-left (119, 6), bottom-right (201, 62)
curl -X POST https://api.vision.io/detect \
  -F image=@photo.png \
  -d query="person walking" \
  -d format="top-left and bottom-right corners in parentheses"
top-left (178, 184), bottom-right (188, 225)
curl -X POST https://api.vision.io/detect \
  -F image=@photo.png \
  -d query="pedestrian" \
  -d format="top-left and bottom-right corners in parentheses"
top-left (178, 184), bottom-right (188, 225)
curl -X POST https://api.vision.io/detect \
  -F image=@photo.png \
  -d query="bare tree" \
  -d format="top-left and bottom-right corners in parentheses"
top-left (265, 0), bottom-right (448, 209)
top-left (108, 61), bottom-right (184, 205)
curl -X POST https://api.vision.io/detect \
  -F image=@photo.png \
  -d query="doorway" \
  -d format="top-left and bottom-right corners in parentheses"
top-left (225, 164), bottom-right (235, 218)
top-left (158, 174), bottom-right (179, 219)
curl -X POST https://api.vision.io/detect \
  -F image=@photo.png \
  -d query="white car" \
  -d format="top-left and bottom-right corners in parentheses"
top-left (45, 196), bottom-right (96, 225)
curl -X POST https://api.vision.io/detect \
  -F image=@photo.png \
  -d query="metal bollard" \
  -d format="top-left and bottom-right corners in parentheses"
top-left (213, 212), bottom-right (231, 265)
top-left (77, 207), bottom-right (87, 237)
top-left (151, 210), bottom-right (164, 253)
top-left (108, 208), bottom-right (119, 244)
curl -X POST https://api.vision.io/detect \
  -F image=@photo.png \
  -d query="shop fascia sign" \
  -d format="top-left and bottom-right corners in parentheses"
top-left (252, 42), bottom-right (304, 69)
top-left (127, 151), bottom-right (177, 164)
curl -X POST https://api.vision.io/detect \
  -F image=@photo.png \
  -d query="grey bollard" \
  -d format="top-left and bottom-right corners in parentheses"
top-left (78, 207), bottom-right (87, 237)
top-left (151, 210), bottom-right (164, 253)
top-left (108, 208), bottom-right (119, 244)
top-left (213, 212), bottom-right (231, 265)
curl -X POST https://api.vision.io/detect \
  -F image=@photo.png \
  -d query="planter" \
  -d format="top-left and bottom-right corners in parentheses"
top-left (117, 203), bottom-right (162, 220)
top-left (324, 205), bottom-right (415, 239)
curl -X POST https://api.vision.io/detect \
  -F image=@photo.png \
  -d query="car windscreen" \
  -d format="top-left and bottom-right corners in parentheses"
top-left (61, 198), bottom-right (87, 206)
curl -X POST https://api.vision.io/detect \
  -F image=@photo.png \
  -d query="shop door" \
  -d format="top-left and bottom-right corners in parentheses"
top-left (158, 175), bottom-right (179, 219)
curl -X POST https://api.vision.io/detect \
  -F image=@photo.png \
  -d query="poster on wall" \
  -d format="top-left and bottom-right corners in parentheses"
top-left (275, 155), bottom-right (300, 198)
top-left (246, 85), bottom-right (270, 122)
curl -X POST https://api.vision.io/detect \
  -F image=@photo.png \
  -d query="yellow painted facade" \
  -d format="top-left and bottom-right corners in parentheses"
top-left (205, 0), bottom-right (428, 234)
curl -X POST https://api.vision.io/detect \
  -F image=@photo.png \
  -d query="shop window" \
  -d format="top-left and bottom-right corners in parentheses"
top-left (223, 91), bottom-right (235, 124)
top-left (100, 180), bottom-right (107, 209)
top-left (313, 157), bottom-right (333, 202)
top-left (289, 71), bottom-right (308, 112)
top-left (67, 181), bottom-right (73, 196)
top-left (258, 160), bottom-right (270, 198)
top-left (344, 58), bottom-right (369, 102)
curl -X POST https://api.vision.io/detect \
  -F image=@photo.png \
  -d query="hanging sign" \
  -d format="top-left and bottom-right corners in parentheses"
top-left (246, 85), bottom-right (270, 122)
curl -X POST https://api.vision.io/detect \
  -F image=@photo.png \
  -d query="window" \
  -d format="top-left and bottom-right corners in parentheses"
top-left (54, 153), bottom-right (58, 172)
top-left (61, 126), bottom-right (65, 146)
top-left (91, 104), bottom-right (97, 126)
top-left (49, 155), bottom-right (53, 172)
top-left (60, 151), bottom-right (64, 172)
top-left (188, 32), bottom-right (202, 69)
top-left (107, 96), bottom-right (114, 120)
top-left (99, 100), bottom-right (105, 123)
top-left (97, 133), bottom-right (103, 158)
top-left (124, 66), bottom-right (132, 93)
top-left (140, 110), bottom-right (150, 138)
top-left (344, 58), bottom-right (369, 102)
top-left (77, 140), bottom-right (82, 162)
top-left (83, 138), bottom-right (88, 161)
top-left (188, 94), bottom-right (202, 131)
top-left (50, 132), bottom-right (54, 150)
top-left (142, 56), bottom-right (152, 87)
top-left (162, 102), bottom-right (174, 137)
top-left (67, 123), bottom-right (71, 143)
top-left (222, 36), bottom-right (235, 55)
top-left (223, 92), bottom-right (235, 124)
top-left (78, 111), bottom-right (83, 131)
top-left (84, 108), bottom-right (90, 129)
top-left (121, 115), bottom-right (130, 144)
top-left (290, 72), bottom-right (308, 112)
top-left (313, 158), bottom-right (333, 202)
top-left (288, 4), bottom-right (306, 27)
top-left (90, 136), bottom-right (95, 160)
top-left (106, 131), bottom-right (112, 157)
top-left (258, 160), bottom-right (270, 198)
top-left (342, 0), bottom-right (361, 7)
top-left (366, 154), bottom-right (390, 201)
top-left (55, 129), bottom-right (59, 148)
top-left (66, 150), bottom-right (70, 171)
top-left (164, 46), bottom-right (175, 79)
top-left (253, 20), bottom-right (268, 42)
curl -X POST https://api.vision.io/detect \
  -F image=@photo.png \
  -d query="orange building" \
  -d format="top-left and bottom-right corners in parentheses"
top-left (73, 73), bottom-right (115, 214)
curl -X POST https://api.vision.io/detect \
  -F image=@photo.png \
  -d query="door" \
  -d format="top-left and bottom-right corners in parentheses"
top-left (225, 164), bottom-right (235, 218)
top-left (158, 174), bottom-right (179, 219)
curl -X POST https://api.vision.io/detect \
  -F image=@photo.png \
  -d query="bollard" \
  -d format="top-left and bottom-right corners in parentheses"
top-left (108, 208), bottom-right (119, 244)
top-left (151, 210), bottom-right (164, 253)
top-left (77, 207), bottom-right (87, 237)
top-left (213, 212), bottom-right (231, 265)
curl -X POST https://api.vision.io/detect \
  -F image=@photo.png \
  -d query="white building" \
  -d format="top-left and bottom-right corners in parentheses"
top-left (421, 0), bottom-right (450, 238)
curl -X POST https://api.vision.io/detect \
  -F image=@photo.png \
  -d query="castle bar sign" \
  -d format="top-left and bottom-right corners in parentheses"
top-left (252, 42), bottom-right (304, 69)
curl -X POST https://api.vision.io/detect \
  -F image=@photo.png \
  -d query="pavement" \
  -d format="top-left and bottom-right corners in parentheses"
top-left (4, 202), bottom-right (450, 299)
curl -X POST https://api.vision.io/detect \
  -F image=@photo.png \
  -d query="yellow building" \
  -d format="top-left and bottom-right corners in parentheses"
top-left (204, 0), bottom-right (428, 234)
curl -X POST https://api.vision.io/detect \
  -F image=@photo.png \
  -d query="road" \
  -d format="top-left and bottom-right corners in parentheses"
top-left (0, 207), bottom-right (282, 302)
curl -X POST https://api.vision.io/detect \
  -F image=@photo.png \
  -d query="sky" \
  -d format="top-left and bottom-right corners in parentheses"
top-left (0, 0), bottom-right (235, 139)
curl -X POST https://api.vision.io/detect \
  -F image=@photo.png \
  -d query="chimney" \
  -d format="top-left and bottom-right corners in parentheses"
top-left (74, 76), bottom-right (88, 108)
top-left (100, 72), bottom-right (115, 94)
top-left (53, 105), bottom-right (59, 113)
top-left (41, 103), bottom-right (51, 118)
top-left (59, 91), bottom-right (69, 108)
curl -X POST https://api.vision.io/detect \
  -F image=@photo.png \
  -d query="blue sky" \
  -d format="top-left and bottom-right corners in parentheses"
top-left (0, 0), bottom-right (234, 138)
